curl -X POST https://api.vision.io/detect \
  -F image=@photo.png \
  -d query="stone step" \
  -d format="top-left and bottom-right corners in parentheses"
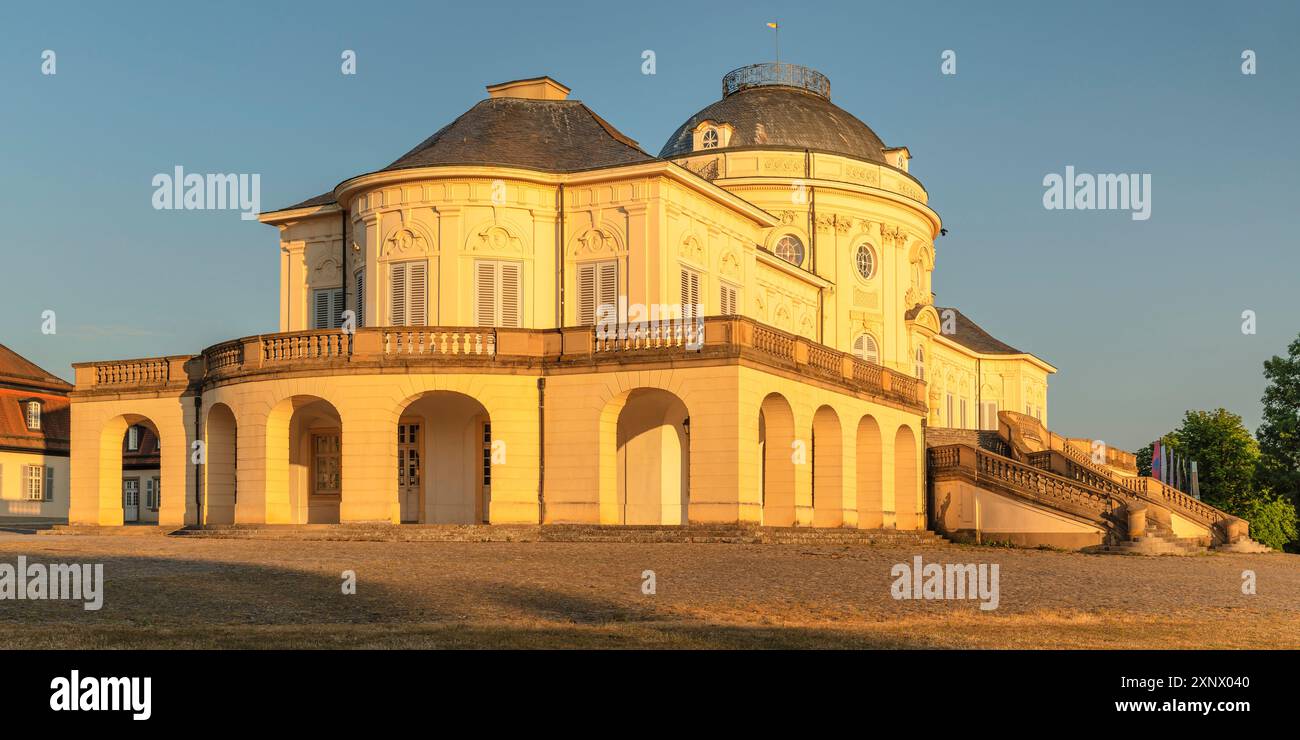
top-left (141, 523), bottom-right (952, 546)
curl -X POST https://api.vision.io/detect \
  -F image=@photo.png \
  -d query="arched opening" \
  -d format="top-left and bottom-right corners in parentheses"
top-left (204, 403), bottom-right (237, 525)
top-left (856, 415), bottom-right (883, 528)
top-left (266, 396), bottom-right (342, 524)
top-left (759, 393), bottom-right (796, 527)
top-left (614, 389), bottom-right (690, 525)
top-left (893, 425), bottom-right (920, 530)
top-left (98, 415), bottom-right (161, 525)
top-left (811, 406), bottom-right (843, 527)
top-left (396, 392), bottom-right (492, 524)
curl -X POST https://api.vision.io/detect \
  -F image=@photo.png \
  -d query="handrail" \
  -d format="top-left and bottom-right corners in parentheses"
top-left (1005, 410), bottom-right (1228, 528)
top-left (93, 358), bottom-right (170, 387)
top-left (930, 444), bottom-right (1117, 521)
top-left (76, 318), bottom-right (929, 413)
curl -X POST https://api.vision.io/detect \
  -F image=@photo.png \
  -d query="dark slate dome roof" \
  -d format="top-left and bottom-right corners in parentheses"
top-left (272, 79), bottom-right (653, 212)
top-left (383, 96), bottom-right (653, 174)
top-left (659, 63), bottom-right (888, 163)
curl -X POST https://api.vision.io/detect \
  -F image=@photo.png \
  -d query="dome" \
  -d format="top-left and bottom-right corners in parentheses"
top-left (659, 63), bottom-right (888, 164)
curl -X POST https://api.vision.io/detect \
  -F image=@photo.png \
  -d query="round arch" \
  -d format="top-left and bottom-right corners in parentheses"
top-left (811, 405), bottom-right (843, 527)
top-left (395, 390), bottom-right (493, 524)
top-left (893, 424), bottom-right (921, 530)
top-left (265, 395), bottom-right (342, 524)
top-left (204, 402), bottom-right (238, 525)
top-left (856, 415), bottom-right (884, 528)
top-left (97, 414), bottom-right (161, 525)
top-left (758, 393), bottom-right (797, 527)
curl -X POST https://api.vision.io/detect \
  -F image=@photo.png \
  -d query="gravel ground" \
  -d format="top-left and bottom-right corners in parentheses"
top-left (0, 533), bottom-right (1296, 648)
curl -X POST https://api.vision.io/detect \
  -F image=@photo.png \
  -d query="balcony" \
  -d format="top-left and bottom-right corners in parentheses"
top-left (72, 316), bottom-right (928, 412)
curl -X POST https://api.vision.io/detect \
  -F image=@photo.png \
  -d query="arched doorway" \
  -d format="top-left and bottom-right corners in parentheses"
top-left (204, 403), bottom-right (237, 525)
top-left (811, 406), bottom-right (843, 527)
top-left (266, 396), bottom-right (343, 524)
top-left (856, 415), bottom-right (883, 528)
top-left (614, 388), bottom-right (690, 525)
top-left (759, 393), bottom-right (796, 526)
top-left (99, 415), bottom-right (161, 525)
top-left (893, 425), bottom-right (920, 530)
top-left (396, 392), bottom-right (492, 524)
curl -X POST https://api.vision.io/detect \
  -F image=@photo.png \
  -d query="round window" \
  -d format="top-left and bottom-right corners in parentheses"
top-left (774, 235), bottom-right (805, 266)
top-left (855, 244), bottom-right (876, 280)
top-left (702, 128), bottom-right (719, 149)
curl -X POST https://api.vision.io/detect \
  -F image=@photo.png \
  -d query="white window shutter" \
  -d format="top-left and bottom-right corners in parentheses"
top-left (500, 262), bottom-right (521, 328)
top-left (720, 284), bottom-right (737, 315)
top-left (475, 262), bottom-right (496, 326)
top-left (577, 263), bottom-right (596, 325)
top-left (408, 262), bottom-right (427, 325)
top-left (597, 261), bottom-right (618, 321)
top-left (390, 262), bottom-right (407, 326)
top-left (681, 268), bottom-right (700, 318)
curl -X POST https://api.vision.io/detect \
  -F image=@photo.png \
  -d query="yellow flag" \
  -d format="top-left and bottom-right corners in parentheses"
top-left (766, 22), bottom-right (778, 29)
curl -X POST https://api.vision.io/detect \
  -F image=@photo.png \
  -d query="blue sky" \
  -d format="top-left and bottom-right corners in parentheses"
top-left (1, 0), bottom-right (1297, 450)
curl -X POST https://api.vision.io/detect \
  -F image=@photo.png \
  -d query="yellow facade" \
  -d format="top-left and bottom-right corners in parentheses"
top-left (66, 65), bottom-right (1051, 531)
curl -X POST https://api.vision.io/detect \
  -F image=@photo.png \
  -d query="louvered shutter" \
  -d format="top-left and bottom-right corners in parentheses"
top-left (854, 335), bottom-right (879, 364)
top-left (354, 270), bottom-right (365, 327)
top-left (331, 288), bottom-right (344, 327)
top-left (720, 284), bottom-right (738, 315)
top-left (313, 290), bottom-right (331, 329)
top-left (577, 263), bottom-right (596, 325)
top-left (353, 267), bottom-right (364, 326)
top-left (475, 262), bottom-right (496, 326)
top-left (390, 262), bottom-right (408, 326)
top-left (681, 268), bottom-right (701, 319)
top-left (500, 262), bottom-right (521, 328)
top-left (44, 466), bottom-right (54, 501)
top-left (408, 262), bottom-right (427, 325)
top-left (597, 261), bottom-right (617, 322)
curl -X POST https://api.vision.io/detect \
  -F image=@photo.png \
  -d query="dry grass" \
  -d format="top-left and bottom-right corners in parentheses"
top-left (1, 533), bottom-right (1296, 649)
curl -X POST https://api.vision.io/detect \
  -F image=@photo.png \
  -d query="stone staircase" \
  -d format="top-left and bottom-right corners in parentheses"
top-left (1090, 520), bottom-right (1209, 556)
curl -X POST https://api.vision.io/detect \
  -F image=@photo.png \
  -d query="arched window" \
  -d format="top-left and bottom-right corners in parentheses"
top-left (914, 347), bottom-right (925, 381)
top-left (774, 235), bottom-right (805, 266)
top-left (853, 334), bottom-right (880, 365)
top-left (25, 401), bottom-right (41, 430)
top-left (854, 244), bottom-right (876, 280)
top-left (702, 128), bottom-right (719, 149)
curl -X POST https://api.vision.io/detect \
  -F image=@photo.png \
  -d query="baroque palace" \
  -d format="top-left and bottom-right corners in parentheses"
top-left (62, 64), bottom-right (1263, 552)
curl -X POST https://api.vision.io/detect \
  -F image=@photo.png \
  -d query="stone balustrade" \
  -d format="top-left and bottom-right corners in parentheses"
top-left (74, 316), bottom-right (929, 411)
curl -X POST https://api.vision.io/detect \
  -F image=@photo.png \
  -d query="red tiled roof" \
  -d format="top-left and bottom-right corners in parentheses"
top-left (0, 388), bottom-right (69, 455)
top-left (0, 344), bottom-right (72, 392)
top-left (122, 425), bottom-right (160, 468)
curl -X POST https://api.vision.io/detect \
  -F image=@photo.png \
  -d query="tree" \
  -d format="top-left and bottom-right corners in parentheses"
top-left (1166, 409), bottom-right (1259, 512)
top-left (1135, 442), bottom-right (1153, 477)
top-left (1257, 333), bottom-right (1300, 512)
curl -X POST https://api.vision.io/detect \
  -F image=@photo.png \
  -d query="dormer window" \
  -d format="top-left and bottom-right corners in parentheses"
top-left (25, 401), bottom-right (41, 431)
top-left (702, 128), bottom-right (719, 149)
top-left (127, 425), bottom-right (140, 451)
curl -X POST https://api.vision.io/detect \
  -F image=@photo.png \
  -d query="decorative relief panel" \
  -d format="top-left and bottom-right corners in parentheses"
top-left (469, 222), bottom-right (526, 255)
top-left (680, 233), bottom-right (707, 267)
top-left (570, 226), bottom-right (623, 258)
